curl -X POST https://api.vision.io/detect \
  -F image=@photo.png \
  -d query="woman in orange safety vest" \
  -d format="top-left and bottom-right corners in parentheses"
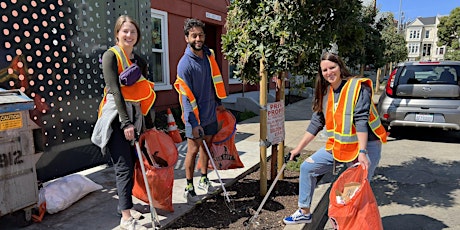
top-left (283, 52), bottom-right (387, 225)
top-left (91, 15), bottom-right (154, 230)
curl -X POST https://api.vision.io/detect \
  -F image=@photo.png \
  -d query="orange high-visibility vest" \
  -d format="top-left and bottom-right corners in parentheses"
top-left (98, 46), bottom-right (156, 117)
top-left (325, 78), bottom-right (387, 162)
top-left (173, 50), bottom-right (227, 124)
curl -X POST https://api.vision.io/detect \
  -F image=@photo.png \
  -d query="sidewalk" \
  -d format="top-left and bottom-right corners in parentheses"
top-left (1, 97), bottom-right (329, 230)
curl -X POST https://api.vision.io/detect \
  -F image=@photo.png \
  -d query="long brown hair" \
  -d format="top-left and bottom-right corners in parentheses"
top-left (114, 15), bottom-right (141, 46)
top-left (312, 52), bottom-right (352, 112)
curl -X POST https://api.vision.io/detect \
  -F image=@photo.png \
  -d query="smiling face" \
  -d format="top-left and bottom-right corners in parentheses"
top-left (320, 60), bottom-right (342, 89)
top-left (185, 26), bottom-right (205, 53)
top-left (116, 21), bottom-right (138, 49)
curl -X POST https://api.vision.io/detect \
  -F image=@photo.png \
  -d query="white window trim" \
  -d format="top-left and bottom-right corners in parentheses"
top-left (151, 9), bottom-right (171, 91)
top-left (229, 78), bottom-right (242, 84)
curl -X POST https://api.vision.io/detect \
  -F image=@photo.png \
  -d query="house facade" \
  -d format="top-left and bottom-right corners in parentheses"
top-left (405, 16), bottom-right (447, 61)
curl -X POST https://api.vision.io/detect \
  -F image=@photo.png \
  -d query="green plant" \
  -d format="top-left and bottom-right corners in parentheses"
top-left (237, 110), bottom-right (257, 122)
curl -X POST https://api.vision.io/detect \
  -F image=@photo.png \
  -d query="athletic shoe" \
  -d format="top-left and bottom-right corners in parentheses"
top-left (116, 207), bottom-right (142, 219)
top-left (120, 217), bottom-right (147, 230)
top-left (198, 177), bottom-right (217, 194)
top-left (184, 188), bottom-right (201, 204)
top-left (283, 209), bottom-right (312, 225)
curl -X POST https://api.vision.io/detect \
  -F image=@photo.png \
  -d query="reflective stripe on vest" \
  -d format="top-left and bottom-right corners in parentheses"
top-left (173, 77), bottom-right (200, 124)
top-left (208, 52), bottom-right (227, 99)
top-left (173, 51), bottom-right (227, 124)
top-left (325, 78), bottom-right (387, 162)
top-left (101, 46), bottom-right (156, 116)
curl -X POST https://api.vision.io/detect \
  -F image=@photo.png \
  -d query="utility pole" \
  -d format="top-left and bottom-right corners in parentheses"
top-left (397, 0), bottom-right (402, 33)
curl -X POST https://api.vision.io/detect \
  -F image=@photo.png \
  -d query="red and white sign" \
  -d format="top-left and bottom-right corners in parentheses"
top-left (267, 101), bottom-right (285, 145)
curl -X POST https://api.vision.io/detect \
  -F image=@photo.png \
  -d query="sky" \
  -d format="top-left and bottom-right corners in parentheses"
top-left (364, 0), bottom-right (459, 23)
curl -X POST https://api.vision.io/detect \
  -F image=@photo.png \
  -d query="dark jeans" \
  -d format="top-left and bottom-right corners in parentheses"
top-left (108, 119), bottom-right (136, 210)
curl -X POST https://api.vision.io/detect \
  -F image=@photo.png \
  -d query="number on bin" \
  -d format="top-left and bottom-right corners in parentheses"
top-left (0, 150), bottom-right (24, 168)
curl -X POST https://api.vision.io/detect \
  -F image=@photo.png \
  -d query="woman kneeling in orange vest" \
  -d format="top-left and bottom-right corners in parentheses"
top-left (283, 52), bottom-right (387, 225)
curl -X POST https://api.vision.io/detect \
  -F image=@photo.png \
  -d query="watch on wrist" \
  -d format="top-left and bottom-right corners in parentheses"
top-left (359, 149), bottom-right (368, 154)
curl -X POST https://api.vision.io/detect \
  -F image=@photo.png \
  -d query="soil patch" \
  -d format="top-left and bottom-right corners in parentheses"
top-left (167, 150), bottom-right (315, 229)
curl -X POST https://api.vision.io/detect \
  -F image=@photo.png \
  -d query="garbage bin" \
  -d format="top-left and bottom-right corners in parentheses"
top-left (0, 89), bottom-right (43, 224)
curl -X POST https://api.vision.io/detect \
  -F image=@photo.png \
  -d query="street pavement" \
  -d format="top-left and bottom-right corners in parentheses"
top-left (2, 90), bottom-right (460, 230)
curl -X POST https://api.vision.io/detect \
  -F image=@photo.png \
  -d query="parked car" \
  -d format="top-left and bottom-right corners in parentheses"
top-left (377, 61), bottom-right (460, 132)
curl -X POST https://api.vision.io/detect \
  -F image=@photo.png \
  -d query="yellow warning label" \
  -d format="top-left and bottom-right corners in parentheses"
top-left (0, 112), bottom-right (23, 131)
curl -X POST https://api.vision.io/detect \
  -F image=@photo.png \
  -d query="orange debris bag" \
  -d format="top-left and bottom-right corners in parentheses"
top-left (132, 128), bottom-right (178, 212)
top-left (197, 110), bottom-right (244, 170)
top-left (328, 164), bottom-right (383, 230)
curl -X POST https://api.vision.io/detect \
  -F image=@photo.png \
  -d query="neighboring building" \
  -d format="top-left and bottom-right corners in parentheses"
top-left (405, 16), bottom-right (447, 61)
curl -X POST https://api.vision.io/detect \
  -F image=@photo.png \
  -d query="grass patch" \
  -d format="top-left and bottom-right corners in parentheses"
top-left (283, 147), bottom-right (315, 172)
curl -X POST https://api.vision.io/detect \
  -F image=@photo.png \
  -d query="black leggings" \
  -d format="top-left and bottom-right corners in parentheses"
top-left (108, 119), bottom-right (136, 210)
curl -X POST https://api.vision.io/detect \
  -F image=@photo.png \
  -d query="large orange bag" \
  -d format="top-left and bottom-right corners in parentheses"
top-left (197, 110), bottom-right (244, 170)
top-left (132, 128), bottom-right (178, 212)
top-left (328, 165), bottom-right (383, 230)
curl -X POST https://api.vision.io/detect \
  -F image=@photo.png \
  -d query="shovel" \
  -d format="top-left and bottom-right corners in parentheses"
top-left (134, 134), bottom-right (161, 230)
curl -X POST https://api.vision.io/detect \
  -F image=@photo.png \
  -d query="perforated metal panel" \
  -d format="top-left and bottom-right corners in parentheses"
top-left (0, 0), bottom-right (152, 180)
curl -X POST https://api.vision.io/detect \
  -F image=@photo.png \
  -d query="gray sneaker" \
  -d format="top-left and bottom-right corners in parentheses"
top-left (120, 217), bottom-right (147, 230)
top-left (198, 177), bottom-right (218, 194)
top-left (184, 188), bottom-right (201, 204)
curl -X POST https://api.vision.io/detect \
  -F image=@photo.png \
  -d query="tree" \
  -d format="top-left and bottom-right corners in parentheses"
top-left (437, 7), bottom-right (460, 60)
top-left (341, 4), bottom-right (387, 74)
top-left (222, 0), bottom-right (366, 196)
top-left (222, 0), bottom-right (365, 83)
top-left (381, 13), bottom-right (408, 64)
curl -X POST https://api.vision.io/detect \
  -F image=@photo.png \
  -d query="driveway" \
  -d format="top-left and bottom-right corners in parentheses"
top-left (375, 127), bottom-right (460, 229)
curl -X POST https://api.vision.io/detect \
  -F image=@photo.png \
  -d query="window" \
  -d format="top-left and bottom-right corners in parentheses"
top-left (422, 44), bottom-right (432, 56)
top-left (150, 9), bottom-right (171, 90)
top-left (439, 47), bottom-right (444, 55)
top-left (425, 30), bottom-right (430, 38)
top-left (409, 30), bottom-right (421, 39)
top-left (408, 44), bottom-right (419, 54)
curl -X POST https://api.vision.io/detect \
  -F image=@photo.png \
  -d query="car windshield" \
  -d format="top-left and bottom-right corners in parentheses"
top-left (398, 65), bottom-right (459, 85)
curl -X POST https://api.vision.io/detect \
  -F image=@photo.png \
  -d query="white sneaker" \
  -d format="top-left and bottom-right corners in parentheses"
top-left (283, 209), bottom-right (312, 225)
top-left (120, 217), bottom-right (147, 230)
top-left (184, 188), bottom-right (201, 204)
top-left (198, 177), bottom-right (218, 194)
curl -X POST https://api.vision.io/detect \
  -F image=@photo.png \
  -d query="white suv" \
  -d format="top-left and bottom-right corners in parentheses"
top-left (377, 61), bottom-right (460, 131)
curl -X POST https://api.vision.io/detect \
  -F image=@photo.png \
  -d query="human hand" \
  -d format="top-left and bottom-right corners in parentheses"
top-left (358, 152), bottom-right (370, 170)
top-left (217, 105), bottom-right (226, 112)
top-left (123, 124), bottom-right (135, 141)
top-left (288, 151), bottom-right (300, 161)
top-left (192, 126), bottom-right (204, 139)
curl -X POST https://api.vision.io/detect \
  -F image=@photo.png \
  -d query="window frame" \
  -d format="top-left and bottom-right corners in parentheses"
top-left (150, 9), bottom-right (171, 91)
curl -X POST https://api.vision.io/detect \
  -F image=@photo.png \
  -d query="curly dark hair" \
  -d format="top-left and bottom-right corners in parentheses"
top-left (183, 18), bottom-right (205, 36)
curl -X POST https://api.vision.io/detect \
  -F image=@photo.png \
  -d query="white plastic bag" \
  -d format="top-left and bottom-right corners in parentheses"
top-left (38, 174), bottom-right (103, 214)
